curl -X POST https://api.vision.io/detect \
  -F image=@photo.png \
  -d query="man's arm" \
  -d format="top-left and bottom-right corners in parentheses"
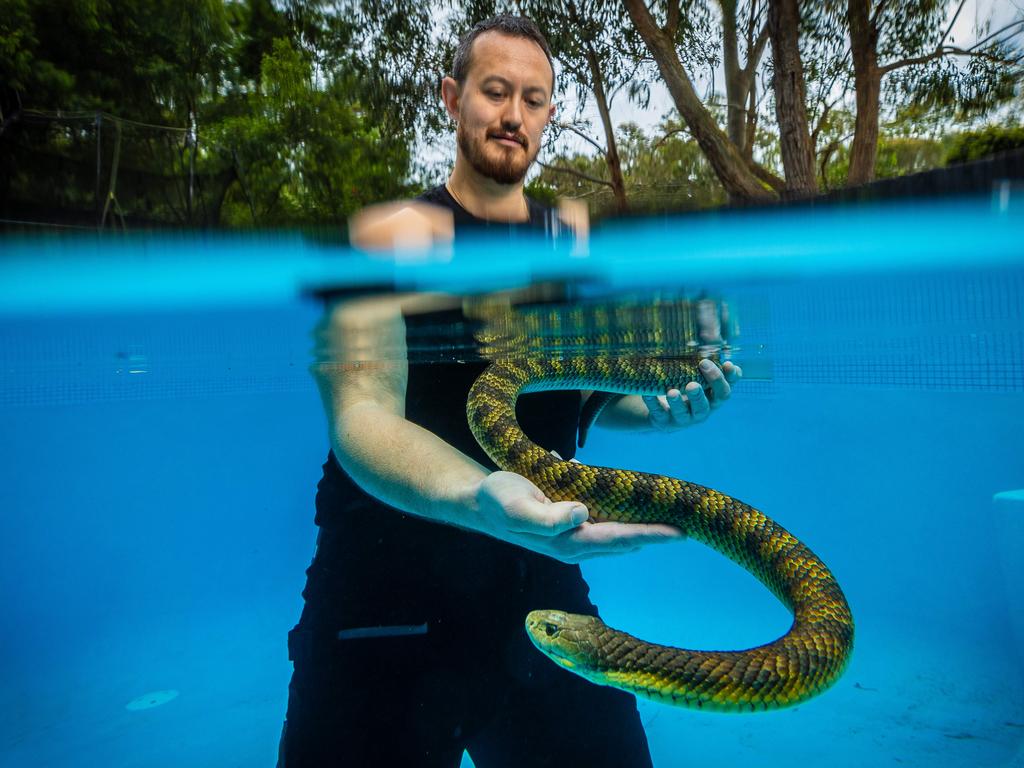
top-left (311, 295), bottom-right (682, 563)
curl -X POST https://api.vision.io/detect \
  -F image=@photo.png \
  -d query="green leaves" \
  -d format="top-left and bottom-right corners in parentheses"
top-left (207, 37), bottom-right (410, 226)
top-left (2, 0), bottom-right (411, 227)
top-left (945, 124), bottom-right (1024, 164)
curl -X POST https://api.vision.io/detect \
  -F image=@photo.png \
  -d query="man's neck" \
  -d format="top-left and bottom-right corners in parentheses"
top-left (447, 160), bottom-right (529, 222)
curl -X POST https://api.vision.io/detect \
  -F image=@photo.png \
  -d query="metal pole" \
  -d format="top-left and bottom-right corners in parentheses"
top-left (188, 113), bottom-right (195, 225)
top-left (94, 111), bottom-right (102, 227)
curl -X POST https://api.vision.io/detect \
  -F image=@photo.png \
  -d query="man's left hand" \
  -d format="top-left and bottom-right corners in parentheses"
top-left (642, 359), bottom-right (742, 431)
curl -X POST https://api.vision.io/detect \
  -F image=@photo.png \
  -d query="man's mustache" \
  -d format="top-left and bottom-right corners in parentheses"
top-left (488, 131), bottom-right (528, 148)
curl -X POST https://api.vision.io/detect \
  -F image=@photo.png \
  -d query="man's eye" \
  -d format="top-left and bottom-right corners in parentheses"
top-left (487, 91), bottom-right (503, 99)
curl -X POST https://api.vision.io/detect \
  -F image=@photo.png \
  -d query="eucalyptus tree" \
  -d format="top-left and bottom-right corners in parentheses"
top-left (535, 120), bottom-right (726, 216)
top-left (719, 0), bottom-right (772, 164)
top-left (767, 0), bottom-right (816, 195)
top-left (514, 0), bottom-right (652, 212)
top-left (622, 0), bottom-right (777, 201)
top-left (814, 0), bottom-right (1023, 185)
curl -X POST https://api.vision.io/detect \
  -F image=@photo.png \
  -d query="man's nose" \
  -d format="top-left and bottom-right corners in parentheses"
top-left (501, 98), bottom-right (523, 131)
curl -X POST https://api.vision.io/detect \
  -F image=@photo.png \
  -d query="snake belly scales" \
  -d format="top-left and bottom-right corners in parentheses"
top-left (466, 353), bottom-right (854, 712)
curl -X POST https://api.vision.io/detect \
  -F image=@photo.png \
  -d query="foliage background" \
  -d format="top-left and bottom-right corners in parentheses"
top-left (0, 0), bottom-right (1021, 228)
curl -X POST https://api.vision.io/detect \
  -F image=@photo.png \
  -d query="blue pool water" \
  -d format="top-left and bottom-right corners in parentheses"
top-left (1, 197), bottom-right (1022, 767)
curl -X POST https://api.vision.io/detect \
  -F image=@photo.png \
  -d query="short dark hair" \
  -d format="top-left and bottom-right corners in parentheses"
top-left (451, 15), bottom-right (555, 93)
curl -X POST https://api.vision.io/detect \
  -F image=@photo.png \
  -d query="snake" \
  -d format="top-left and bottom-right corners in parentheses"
top-left (465, 301), bottom-right (854, 712)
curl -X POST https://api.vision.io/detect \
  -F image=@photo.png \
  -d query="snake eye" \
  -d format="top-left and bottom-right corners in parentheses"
top-left (544, 622), bottom-right (559, 637)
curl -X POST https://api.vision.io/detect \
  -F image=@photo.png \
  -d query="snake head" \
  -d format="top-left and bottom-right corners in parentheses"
top-left (525, 609), bottom-right (604, 673)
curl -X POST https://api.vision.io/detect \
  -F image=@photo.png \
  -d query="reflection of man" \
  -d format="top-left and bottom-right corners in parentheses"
top-left (280, 15), bottom-right (740, 767)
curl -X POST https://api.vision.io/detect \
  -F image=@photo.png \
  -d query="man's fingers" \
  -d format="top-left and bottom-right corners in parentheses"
top-left (508, 498), bottom-right (589, 536)
top-left (723, 360), bottom-right (742, 384)
top-left (643, 394), bottom-right (670, 426)
top-left (699, 358), bottom-right (732, 407)
top-left (548, 521), bottom-right (685, 560)
top-left (666, 388), bottom-right (690, 422)
top-left (570, 521), bottom-right (684, 548)
top-left (683, 382), bottom-right (708, 421)
top-left (510, 516), bottom-right (685, 563)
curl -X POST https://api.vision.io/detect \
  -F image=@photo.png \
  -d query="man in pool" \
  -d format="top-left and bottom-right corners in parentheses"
top-left (280, 15), bottom-right (741, 767)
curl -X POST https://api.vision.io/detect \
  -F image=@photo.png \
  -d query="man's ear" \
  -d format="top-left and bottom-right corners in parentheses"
top-left (441, 76), bottom-right (461, 122)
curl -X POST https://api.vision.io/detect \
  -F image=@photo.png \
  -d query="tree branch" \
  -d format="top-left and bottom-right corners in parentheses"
top-left (666, 0), bottom-right (681, 38)
top-left (941, 0), bottom-right (969, 42)
top-left (652, 126), bottom-right (693, 150)
top-left (606, 59), bottom-right (648, 108)
top-left (810, 87), bottom-right (849, 149)
top-left (966, 18), bottom-right (1024, 52)
top-left (745, 20), bottom-right (771, 79)
top-left (871, 0), bottom-right (891, 29)
top-left (879, 40), bottom-right (1023, 76)
top-left (746, 0), bottom-right (756, 54)
top-left (538, 161), bottom-right (614, 187)
top-left (810, 66), bottom-right (848, 149)
top-left (746, 158), bottom-right (785, 192)
top-left (553, 121), bottom-right (607, 154)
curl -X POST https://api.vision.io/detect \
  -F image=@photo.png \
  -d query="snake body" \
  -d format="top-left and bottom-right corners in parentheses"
top-left (467, 353), bottom-right (854, 712)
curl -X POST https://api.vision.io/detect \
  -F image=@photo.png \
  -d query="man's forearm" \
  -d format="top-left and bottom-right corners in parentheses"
top-left (593, 394), bottom-right (654, 431)
top-left (330, 400), bottom-right (490, 530)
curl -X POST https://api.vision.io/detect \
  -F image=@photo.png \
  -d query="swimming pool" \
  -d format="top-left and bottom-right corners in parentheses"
top-left (1, 195), bottom-right (1022, 767)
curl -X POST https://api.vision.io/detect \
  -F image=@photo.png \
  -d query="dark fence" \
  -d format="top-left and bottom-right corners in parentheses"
top-left (819, 147), bottom-right (1024, 203)
top-left (1, 110), bottom-right (233, 232)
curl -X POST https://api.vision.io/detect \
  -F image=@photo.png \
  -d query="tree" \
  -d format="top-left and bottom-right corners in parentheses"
top-left (536, 120), bottom-right (726, 217)
top-left (515, 0), bottom-right (653, 213)
top-left (767, 0), bottom-right (816, 196)
top-left (1, 0), bottom-right (237, 225)
top-left (816, 0), bottom-right (1023, 184)
top-left (719, 0), bottom-right (771, 163)
top-left (0, 0), bottom-right (416, 227)
top-left (622, 0), bottom-right (776, 201)
top-left (207, 38), bottom-right (410, 226)
top-left (945, 124), bottom-right (1024, 164)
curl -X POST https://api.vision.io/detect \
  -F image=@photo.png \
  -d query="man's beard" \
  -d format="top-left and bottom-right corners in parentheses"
top-left (457, 123), bottom-right (534, 185)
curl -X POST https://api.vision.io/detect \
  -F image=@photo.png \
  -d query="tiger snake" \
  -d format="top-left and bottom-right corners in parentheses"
top-left (465, 298), bottom-right (854, 712)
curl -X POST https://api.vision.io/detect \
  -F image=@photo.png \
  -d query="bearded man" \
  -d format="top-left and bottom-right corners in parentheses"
top-left (280, 15), bottom-right (740, 767)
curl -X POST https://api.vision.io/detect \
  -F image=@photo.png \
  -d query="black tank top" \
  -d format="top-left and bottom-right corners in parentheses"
top-left (317, 184), bottom-right (580, 521)
top-left (305, 189), bottom-right (591, 633)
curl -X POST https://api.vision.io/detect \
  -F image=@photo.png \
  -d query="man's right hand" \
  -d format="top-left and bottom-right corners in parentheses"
top-left (472, 470), bottom-right (684, 563)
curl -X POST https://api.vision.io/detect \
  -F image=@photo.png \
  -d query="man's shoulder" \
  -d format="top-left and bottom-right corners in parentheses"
top-left (415, 183), bottom-right (553, 231)
top-left (416, 184), bottom-right (454, 207)
top-left (411, 185), bottom-right (552, 219)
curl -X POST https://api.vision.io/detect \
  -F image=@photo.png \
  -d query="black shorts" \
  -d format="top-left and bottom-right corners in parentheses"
top-left (279, 510), bottom-right (653, 767)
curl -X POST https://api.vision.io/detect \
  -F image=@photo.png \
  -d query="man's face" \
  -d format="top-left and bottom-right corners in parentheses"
top-left (448, 32), bottom-right (555, 185)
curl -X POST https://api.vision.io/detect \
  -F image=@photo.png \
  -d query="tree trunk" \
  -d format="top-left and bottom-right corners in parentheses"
top-left (720, 0), bottom-right (749, 153)
top-left (743, 77), bottom-right (757, 161)
top-left (847, 0), bottom-right (880, 186)
top-left (623, 0), bottom-right (774, 203)
top-left (768, 0), bottom-right (817, 197)
top-left (585, 48), bottom-right (629, 213)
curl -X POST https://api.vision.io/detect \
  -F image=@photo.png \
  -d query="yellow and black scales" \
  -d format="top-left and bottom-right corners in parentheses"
top-left (465, 299), bottom-right (854, 712)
